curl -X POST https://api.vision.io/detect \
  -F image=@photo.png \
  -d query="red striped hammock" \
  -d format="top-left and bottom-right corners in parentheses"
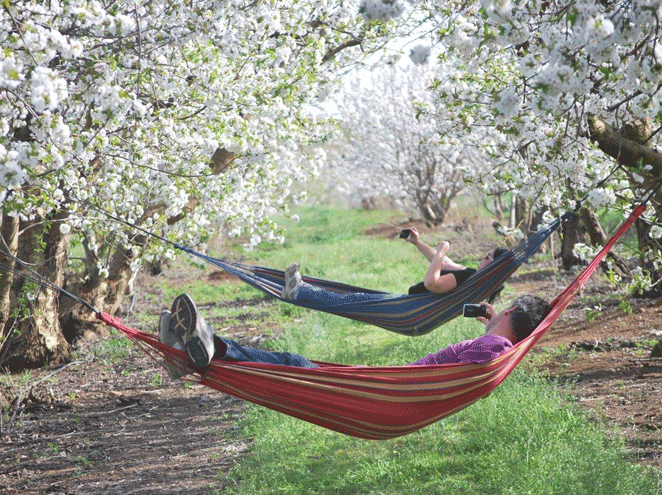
top-left (101, 204), bottom-right (645, 440)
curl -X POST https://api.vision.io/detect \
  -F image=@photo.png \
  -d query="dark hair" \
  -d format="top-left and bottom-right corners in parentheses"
top-left (492, 247), bottom-right (509, 259)
top-left (508, 295), bottom-right (551, 343)
top-left (484, 248), bottom-right (510, 303)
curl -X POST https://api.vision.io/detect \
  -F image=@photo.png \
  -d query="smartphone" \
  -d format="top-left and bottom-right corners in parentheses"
top-left (399, 229), bottom-right (413, 239)
top-left (463, 304), bottom-right (487, 318)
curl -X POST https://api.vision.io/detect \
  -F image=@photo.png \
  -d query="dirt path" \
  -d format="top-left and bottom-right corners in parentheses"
top-left (0, 268), bottom-right (257, 495)
top-left (1, 260), bottom-right (661, 493)
top-left (0, 341), bottom-right (250, 494)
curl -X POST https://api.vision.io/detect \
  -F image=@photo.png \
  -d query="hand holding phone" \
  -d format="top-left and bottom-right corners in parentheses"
top-left (399, 229), bottom-right (413, 239)
top-left (463, 304), bottom-right (487, 318)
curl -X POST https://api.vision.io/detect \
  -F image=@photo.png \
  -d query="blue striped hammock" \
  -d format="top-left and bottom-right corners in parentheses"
top-left (174, 217), bottom-right (562, 336)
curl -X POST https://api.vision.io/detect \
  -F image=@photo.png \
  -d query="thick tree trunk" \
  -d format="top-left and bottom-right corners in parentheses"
top-left (514, 195), bottom-right (529, 233)
top-left (1, 210), bottom-right (71, 371)
top-left (559, 206), bottom-right (632, 274)
top-left (0, 213), bottom-right (19, 328)
top-left (633, 202), bottom-right (662, 298)
top-left (60, 238), bottom-right (146, 342)
top-left (588, 115), bottom-right (662, 357)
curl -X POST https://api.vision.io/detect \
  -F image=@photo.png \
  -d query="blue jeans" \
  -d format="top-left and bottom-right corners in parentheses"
top-left (214, 336), bottom-right (318, 368)
top-left (294, 284), bottom-right (392, 309)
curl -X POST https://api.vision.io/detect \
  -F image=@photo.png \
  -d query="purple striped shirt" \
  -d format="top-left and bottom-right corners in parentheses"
top-left (410, 334), bottom-right (512, 366)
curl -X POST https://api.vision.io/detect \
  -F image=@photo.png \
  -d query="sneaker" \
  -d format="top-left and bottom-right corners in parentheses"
top-left (169, 294), bottom-right (216, 367)
top-left (281, 262), bottom-right (302, 300)
top-left (157, 310), bottom-right (188, 380)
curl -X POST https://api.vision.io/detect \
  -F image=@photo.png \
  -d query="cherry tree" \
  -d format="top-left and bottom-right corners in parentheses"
top-left (401, 1), bottom-right (662, 288)
top-left (0, 0), bottom-right (412, 370)
top-left (326, 63), bottom-right (494, 225)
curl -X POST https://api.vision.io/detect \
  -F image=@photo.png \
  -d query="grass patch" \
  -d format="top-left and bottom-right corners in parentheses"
top-left (94, 329), bottom-right (135, 362)
top-left (222, 370), bottom-right (660, 495)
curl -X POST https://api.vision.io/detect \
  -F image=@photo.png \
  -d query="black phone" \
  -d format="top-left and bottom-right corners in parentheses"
top-left (399, 229), bottom-right (413, 239)
top-left (463, 304), bottom-right (487, 318)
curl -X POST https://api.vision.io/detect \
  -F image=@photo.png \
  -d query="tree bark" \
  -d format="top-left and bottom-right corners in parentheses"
top-left (1, 210), bottom-right (71, 371)
top-left (588, 115), bottom-right (662, 357)
top-left (579, 207), bottom-right (632, 280)
top-left (493, 194), bottom-right (504, 223)
top-left (0, 212), bottom-right (19, 329)
top-left (60, 238), bottom-right (146, 343)
top-left (560, 212), bottom-right (585, 269)
top-left (588, 115), bottom-right (662, 178)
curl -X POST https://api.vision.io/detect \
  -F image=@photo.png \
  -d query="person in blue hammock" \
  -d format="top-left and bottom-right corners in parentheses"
top-left (157, 293), bottom-right (549, 379)
top-left (278, 227), bottom-right (509, 304)
top-left (401, 227), bottom-right (509, 295)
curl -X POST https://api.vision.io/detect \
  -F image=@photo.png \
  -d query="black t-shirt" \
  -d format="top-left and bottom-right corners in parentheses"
top-left (408, 268), bottom-right (477, 295)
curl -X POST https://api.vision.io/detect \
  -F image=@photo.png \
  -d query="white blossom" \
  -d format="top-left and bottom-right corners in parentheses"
top-left (585, 15), bottom-right (615, 46)
top-left (1, 0), bottom-right (419, 260)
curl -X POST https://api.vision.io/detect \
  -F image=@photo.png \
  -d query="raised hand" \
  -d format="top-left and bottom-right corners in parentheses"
top-left (405, 227), bottom-right (420, 243)
top-left (436, 240), bottom-right (450, 254)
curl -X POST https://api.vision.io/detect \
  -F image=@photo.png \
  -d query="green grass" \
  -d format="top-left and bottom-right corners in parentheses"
top-left (94, 329), bottom-right (136, 362)
top-left (222, 369), bottom-right (659, 495)
top-left (161, 205), bottom-right (660, 495)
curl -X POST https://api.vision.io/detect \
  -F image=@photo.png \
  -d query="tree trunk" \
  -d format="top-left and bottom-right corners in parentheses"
top-left (493, 194), bottom-right (504, 223)
top-left (1, 210), bottom-right (71, 371)
top-left (0, 212), bottom-right (19, 329)
top-left (579, 207), bottom-right (632, 280)
top-left (588, 115), bottom-right (662, 357)
top-left (509, 194), bottom-right (517, 229)
top-left (514, 195), bottom-right (529, 233)
top-left (633, 198), bottom-right (662, 298)
top-left (529, 207), bottom-right (549, 254)
top-left (60, 238), bottom-right (146, 343)
top-left (560, 212), bottom-right (585, 269)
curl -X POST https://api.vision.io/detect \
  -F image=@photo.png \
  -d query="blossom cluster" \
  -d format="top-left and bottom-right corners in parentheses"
top-left (359, 0), bottom-right (404, 22)
top-left (1, 0), bottom-right (412, 275)
top-left (412, 1), bottom-right (662, 212)
top-left (409, 45), bottom-right (431, 65)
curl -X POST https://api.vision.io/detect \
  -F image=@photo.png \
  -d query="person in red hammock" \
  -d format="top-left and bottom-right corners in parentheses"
top-left (157, 293), bottom-right (549, 379)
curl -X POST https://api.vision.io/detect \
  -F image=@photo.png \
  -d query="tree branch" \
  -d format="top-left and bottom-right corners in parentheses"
top-left (587, 115), bottom-right (662, 177)
top-left (322, 38), bottom-right (362, 63)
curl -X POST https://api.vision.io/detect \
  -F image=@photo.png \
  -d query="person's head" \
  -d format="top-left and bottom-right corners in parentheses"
top-left (483, 295), bottom-right (550, 344)
top-left (508, 295), bottom-right (551, 343)
top-left (478, 247), bottom-right (510, 269)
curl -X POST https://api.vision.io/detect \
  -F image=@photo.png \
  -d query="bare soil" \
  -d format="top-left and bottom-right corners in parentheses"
top-left (1, 219), bottom-right (661, 494)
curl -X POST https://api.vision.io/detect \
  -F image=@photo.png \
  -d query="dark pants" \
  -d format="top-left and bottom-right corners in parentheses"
top-left (213, 336), bottom-right (318, 368)
top-left (295, 284), bottom-right (390, 306)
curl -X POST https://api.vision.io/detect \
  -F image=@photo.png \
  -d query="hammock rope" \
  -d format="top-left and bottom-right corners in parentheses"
top-left (97, 202), bottom-right (647, 439)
